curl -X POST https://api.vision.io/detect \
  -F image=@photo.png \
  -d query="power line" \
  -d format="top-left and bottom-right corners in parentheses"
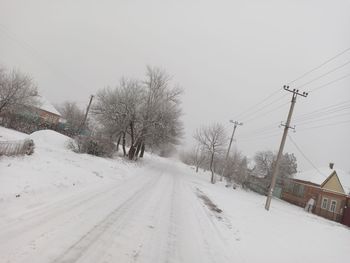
top-left (293, 104), bottom-right (350, 124)
top-left (241, 102), bottom-right (350, 139)
top-left (294, 106), bottom-right (350, 124)
top-left (233, 49), bottom-right (350, 123)
top-left (244, 101), bottom-right (290, 123)
top-left (287, 47), bottom-right (350, 85)
top-left (295, 112), bottom-right (350, 126)
top-left (287, 134), bottom-right (326, 178)
top-left (294, 100), bottom-right (350, 120)
top-left (232, 88), bottom-right (283, 120)
top-left (295, 60), bottom-right (350, 90)
top-left (239, 131), bottom-right (281, 142)
top-left (239, 92), bottom-right (289, 122)
top-left (308, 72), bottom-right (350, 93)
top-left (297, 119), bottom-right (350, 131)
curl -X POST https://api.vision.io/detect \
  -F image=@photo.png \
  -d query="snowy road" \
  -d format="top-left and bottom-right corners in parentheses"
top-left (1, 128), bottom-right (350, 263)
top-left (0, 160), bottom-right (238, 263)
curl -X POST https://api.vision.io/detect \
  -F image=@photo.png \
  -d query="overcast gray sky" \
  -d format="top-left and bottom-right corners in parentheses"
top-left (1, 0), bottom-right (350, 172)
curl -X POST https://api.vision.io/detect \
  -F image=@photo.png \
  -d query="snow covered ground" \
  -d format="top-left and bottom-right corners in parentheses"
top-left (0, 127), bottom-right (349, 263)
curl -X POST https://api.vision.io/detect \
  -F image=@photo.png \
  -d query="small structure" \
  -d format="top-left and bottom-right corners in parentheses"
top-left (282, 167), bottom-right (350, 224)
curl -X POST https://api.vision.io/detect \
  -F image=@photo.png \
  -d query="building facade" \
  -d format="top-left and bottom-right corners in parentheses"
top-left (282, 169), bottom-right (350, 224)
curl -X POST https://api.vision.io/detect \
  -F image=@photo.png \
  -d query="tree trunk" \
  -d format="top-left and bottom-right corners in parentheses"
top-left (116, 134), bottom-right (121, 152)
top-left (210, 152), bottom-right (215, 184)
top-left (128, 145), bottom-right (136, 160)
top-left (196, 165), bottom-right (199, 173)
top-left (128, 121), bottom-right (136, 160)
top-left (140, 143), bottom-right (145, 158)
top-left (135, 139), bottom-right (142, 158)
top-left (122, 132), bottom-right (126, 156)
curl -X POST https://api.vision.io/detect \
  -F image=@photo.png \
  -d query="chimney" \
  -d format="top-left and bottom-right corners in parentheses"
top-left (329, 163), bottom-right (334, 169)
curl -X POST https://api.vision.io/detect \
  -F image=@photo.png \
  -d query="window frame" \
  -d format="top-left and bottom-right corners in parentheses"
top-left (329, 200), bottom-right (337, 213)
top-left (321, 197), bottom-right (328, 210)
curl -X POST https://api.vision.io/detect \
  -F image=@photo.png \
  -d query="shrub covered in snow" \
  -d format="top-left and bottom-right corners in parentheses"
top-left (69, 136), bottom-right (115, 157)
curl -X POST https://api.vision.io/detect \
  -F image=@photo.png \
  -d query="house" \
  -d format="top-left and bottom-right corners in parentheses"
top-left (0, 96), bottom-right (61, 134)
top-left (282, 167), bottom-right (350, 224)
top-left (30, 96), bottom-right (61, 125)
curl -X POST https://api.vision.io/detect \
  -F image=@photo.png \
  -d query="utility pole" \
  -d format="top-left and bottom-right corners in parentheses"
top-left (79, 95), bottom-right (94, 134)
top-left (265, 86), bottom-right (308, 211)
top-left (221, 120), bottom-right (243, 180)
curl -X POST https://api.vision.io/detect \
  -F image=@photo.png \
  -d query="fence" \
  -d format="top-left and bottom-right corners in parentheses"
top-left (0, 139), bottom-right (35, 156)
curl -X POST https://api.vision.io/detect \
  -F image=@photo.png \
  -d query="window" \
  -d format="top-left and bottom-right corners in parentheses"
top-left (293, 184), bottom-right (304, 197)
top-left (330, 200), bottom-right (337, 213)
top-left (321, 197), bottom-right (328, 210)
top-left (285, 182), bottom-right (294, 193)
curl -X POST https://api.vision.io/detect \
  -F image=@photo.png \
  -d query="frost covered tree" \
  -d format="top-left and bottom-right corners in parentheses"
top-left (224, 151), bottom-right (248, 185)
top-left (93, 66), bottom-right (183, 160)
top-left (253, 150), bottom-right (297, 179)
top-left (93, 78), bottom-right (142, 157)
top-left (56, 101), bottom-right (85, 135)
top-left (135, 66), bottom-right (183, 159)
top-left (253, 151), bottom-right (275, 178)
top-left (194, 123), bottom-right (226, 184)
top-left (0, 68), bottom-right (38, 114)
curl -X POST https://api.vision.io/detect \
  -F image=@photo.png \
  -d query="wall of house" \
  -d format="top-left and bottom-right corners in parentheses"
top-left (282, 179), bottom-right (349, 224)
top-left (322, 174), bottom-right (344, 194)
top-left (38, 110), bottom-right (60, 125)
top-left (281, 180), bottom-right (320, 208)
top-left (314, 190), bottom-right (347, 222)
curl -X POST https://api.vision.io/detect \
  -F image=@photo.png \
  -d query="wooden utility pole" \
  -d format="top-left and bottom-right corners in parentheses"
top-left (265, 86), bottom-right (308, 211)
top-left (79, 95), bottom-right (94, 134)
top-left (221, 120), bottom-right (243, 180)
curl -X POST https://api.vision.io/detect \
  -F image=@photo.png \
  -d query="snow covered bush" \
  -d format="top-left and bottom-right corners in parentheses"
top-left (69, 136), bottom-right (115, 157)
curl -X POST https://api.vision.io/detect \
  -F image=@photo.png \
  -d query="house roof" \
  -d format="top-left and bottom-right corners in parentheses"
top-left (36, 96), bottom-right (61, 116)
top-left (293, 168), bottom-right (350, 195)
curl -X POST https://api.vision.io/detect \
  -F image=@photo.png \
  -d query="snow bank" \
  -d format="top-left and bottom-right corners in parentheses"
top-left (29, 129), bottom-right (71, 150)
top-left (0, 126), bottom-right (28, 141)
top-left (0, 127), bottom-right (138, 202)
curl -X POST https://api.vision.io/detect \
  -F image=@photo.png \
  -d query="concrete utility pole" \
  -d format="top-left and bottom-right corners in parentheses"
top-left (226, 120), bottom-right (243, 160)
top-left (79, 95), bottom-right (94, 134)
top-left (221, 120), bottom-right (243, 180)
top-left (265, 86), bottom-right (308, 211)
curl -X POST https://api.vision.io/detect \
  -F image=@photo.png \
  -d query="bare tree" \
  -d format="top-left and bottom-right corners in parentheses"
top-left (179, 145), bottom-right (207, 172)
top-left (0, 68), bottom-right (38, 114)
top-left (192, 145), bottom-right (207, 173)
top-left (194, 123), bottom-right (226, 183)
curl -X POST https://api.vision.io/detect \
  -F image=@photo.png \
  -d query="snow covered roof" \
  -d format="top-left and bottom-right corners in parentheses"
top-left (293, 167), bottom-right (350, 195)
top-left (36, 96), bottom-right (61, 116)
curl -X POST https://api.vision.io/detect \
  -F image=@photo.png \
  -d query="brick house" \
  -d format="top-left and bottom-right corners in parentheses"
top-left (30, 96), bottom-right (61, 125)
top-left (282, 167), bottom-right (350, 224)
top-left (0, 96), bottom-right (61, 134)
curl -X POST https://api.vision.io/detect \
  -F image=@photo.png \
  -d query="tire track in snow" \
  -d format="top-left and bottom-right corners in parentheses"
top-left (50, 173), bottom-right (161, 263)
top-left (0, 174), bottom-right (147, 241)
